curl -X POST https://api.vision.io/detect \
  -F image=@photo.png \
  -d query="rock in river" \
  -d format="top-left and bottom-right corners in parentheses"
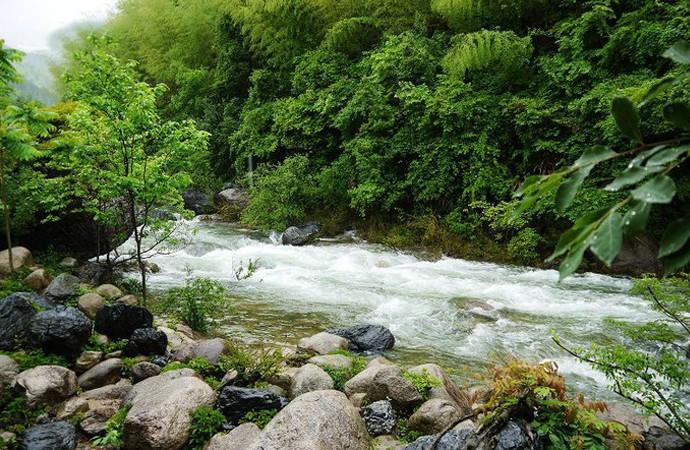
top-left (281, 222), bottom-right (320, 246)
top-left (328, 324), bottom-right (395, 353)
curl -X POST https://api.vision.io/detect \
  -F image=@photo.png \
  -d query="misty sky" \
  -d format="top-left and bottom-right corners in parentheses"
top-left (1, 0), bottom-right (117, 52)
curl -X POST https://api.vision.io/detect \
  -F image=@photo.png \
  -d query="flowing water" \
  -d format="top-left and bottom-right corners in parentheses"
top-left (138, 219), bottom-right (655, 400)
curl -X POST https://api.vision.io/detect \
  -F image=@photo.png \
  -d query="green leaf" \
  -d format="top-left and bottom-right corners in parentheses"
top-left (630, 146), bottom-right (665, 167)
top-left (555, 168), bottom-right (589, 213)
top-left (659, 216), bottom-right (690, 258)
top-left (590, 213), bottom-right (623, 266)
top-left (622, 201), bottom-right (651, 236)
top-left (640, 77), bottom-right (674, 106)
top-left (558, 241), bottom-right (588, 281)
top-left (646, 145), bottom-right (690, 167)
top-left (574, 146), bottom-right (617, 168)
top-left (548, 226), bottom-right (591, 263)
top-left (604, 166), bottom-right (661, 192)
top-left (611, 97), bottom-right (642, 143)
top-left (631, 175), bottom-right (676, 204)
top-left (662, 41), bottom-right (690, 65)
top-left (573, 207), bottom-right (609, 228)
top-left (662, 103), bottom-right (690, 130)
top-left (515, 175), bottom-right (542, 196)
top-left (663, 241), bottom-right (690, 275)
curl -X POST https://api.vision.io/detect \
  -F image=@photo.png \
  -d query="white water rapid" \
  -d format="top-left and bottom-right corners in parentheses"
top-left (136, 219), bottom-right (655, 399)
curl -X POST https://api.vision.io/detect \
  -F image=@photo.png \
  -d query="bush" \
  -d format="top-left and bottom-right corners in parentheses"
top-left (91, 405), bottom-right (129, 449)
top-left (402, 369), bottom-right (442, 401)
top-left (0, 386), bottom-right (44, 434)
top-left (158, 276), bottom-right (228, 333)
top-left (241, 409), bottom-right (277, 429)
top-left (185, 406), bottom-right (226, 450)
top-left (507, 228), bottom-right (543, 263)
top-left (217, 344), bottom-right (284, 385)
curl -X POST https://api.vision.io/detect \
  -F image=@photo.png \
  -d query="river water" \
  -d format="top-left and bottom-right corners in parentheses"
top-left (139, 219), bottom-right (654, 400)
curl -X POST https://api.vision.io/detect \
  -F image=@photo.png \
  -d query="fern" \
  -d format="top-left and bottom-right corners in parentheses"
top-left (442, 30), bottom-right (532, 85)
top-left (431, 0), bottom-right (554, 31)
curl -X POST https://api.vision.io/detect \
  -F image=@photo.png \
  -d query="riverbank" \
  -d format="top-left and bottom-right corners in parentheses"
top-left (0, 250), bottom-right (681, 450)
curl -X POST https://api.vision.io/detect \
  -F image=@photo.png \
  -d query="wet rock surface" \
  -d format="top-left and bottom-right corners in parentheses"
top-left (124, 328), bottom-right (167, 356)
top-left (217, 385), bottom-right (289, 424)
top-left (361, 400), bottom-right (396, 437)
top-left (94, 304), bottom-right (153, 340)
top-left (20, 421), bottom-right (76, 450)
top-left (328, 324), bottom-right (395, 353)
top-left (29, 306), bottom-right (91, 355)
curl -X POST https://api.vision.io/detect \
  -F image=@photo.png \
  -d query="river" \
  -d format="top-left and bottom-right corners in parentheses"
top-left (137, 219), bottom-right (654, 400)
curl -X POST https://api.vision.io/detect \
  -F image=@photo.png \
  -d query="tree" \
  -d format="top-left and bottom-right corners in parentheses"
top-left (0, 41), bottom-right (56, 272)
top-left (63, 37), bottom-right (209, 305)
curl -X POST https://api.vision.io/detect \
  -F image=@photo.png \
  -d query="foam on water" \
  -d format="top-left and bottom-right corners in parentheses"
top-left (135, 220), bottom-right (654, 398)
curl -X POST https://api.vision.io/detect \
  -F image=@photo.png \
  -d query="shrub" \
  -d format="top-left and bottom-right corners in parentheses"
top-left (157, 276), bottom-right (228, 333)
top-left (91, 405), bottom-right (129, 449)
top-left (0, 386), bottom-right (44, 434)
top-left (185, 406), bottom-right (226, 450)
top-left (396, 417), bottom-right (422, 444)
top-left (217, 344), bottom-right (283, 385)
top-left (241, 409), bottom-right (277, 429)
top-left (507, 228), bottom-right (543, 263)
top-left (4, 350), bottom-right (69, 371)
top-left (402, 369), bottom-right (442, 401)
top-left (322, 351), bottom-right (367, 390)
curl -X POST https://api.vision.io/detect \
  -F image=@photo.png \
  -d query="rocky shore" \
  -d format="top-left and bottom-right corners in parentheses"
top-left (0, 248), bottom-right (686, 450)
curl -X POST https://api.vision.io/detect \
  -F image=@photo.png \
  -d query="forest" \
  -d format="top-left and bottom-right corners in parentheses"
top-left (1, 0), bottom-right (690, 449)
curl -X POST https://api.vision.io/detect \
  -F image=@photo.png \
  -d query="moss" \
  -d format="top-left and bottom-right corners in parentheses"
top-left (3, 350), bottom-right (70, 371)
top-left (0, 387), bottom-right (44, 435)
top-left (402, 369), bottom-right (442, 401)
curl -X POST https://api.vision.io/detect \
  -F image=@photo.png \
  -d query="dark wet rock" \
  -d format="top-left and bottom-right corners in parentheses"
top-left (361, 400), bottom-right (396, 437)
top-left (124, 328), bottom-right (167, 357)
top-left (12, 292), bottom-right (56, 311)
top-left (43, 274), bottom-right (81, 302)
top-left (132, 361), bottom-right (161, 382)
top-left (402, 428), bottom-right (477, 450)
top-left (94, 304), bottom-right (153, 340)
top-left (184, 188), bottom-right (215, 215)
top-left (495, 420), bottom-right (543, 450)
top-left (328, 324), bottom-right (395, 353)
top-left (76, 262), bottom-right (110, 285)
top-left (643, 426), bottom-right (689, 450)
top-left (20, 421), bottom-right (76, 450)
top-left (217, 385), bottom-right (289, 424)
top-left (150, 355), bottom-right (169, 367)
top-left (0, 293), bottom-right (37, 350)
top-left (611, 233), bottom-right (663, 276)
top-left (281, 222), bottom-right (321, 246)
top-left (29, 306), bottom-right (91, 355)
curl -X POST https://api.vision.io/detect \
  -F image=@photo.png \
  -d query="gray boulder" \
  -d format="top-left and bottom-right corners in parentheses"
top-left (643, 426), bottom-right (688, 450)
top-left (0, 293), bottom-right (37, 350)
top-left (409, 399), bottom-right (462, 434)
top-left (290, 363), bottom-right (334, 398)
top-left (29, 306), bottom-right (91, 355)
top-left (0, 354), bottom-right (18, 388)
top-left (78, 358), bottom-right (123, 390)
top-left (308, 354), bottom-right (353, 370)
top-left (367, 365), bottom-right (423, 409)
top-left (44, 273), bottom-right (81, 302)
top-left (132, 361), bottom-right (161, 382)
top-left (183, 188), bottom-right (215, 215)
top-left (205, 423), bottom-right (261, 450)
top-left (328, 324), bottom-right (395, 353)
top-left (281, 222), bottom-right (320, 246)
top-left (173, 338), bottom-right (228, 364)
top-left (247, 390), bottom-right (369, 450)
top-left (402, 428), bottom-right (477, 450)
top-left (495, 420), bottom-right (543, 450)
top-left (361, 400), bottom-right (396, 437)
top-left (14, 365), bottom-right (78, 406)
top-left (76, 262), bottom-right (110, 285)
top-left (20, 421), bottom-right (76, 450)
top-left (297, 332), bottom-right (349, 355)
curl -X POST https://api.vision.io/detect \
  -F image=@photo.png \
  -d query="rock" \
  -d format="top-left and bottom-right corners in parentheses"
top-left (281, 222), bottom-right (320, 246)
top-left (344, 364), bottom-right (386, 397)
top-left (215, 187), bottom-right (249, 214)
top-left (60, 257), bottom-right (79, 268)
top-left (95, 304), bottom-right (153, 340)
top-left (307, 354), bottom-right (353, 370)
top-left (125, 368), bottom-right (195, 400)
top-left (495, 420), bottom-right (542, 450)
top-left (297, 332), bottom-right (349, 355)
top-left (611, 234), bottom-right (663, 276)
top-left (328, 324), bottom-right (395, 353)
top-left (76, 293), bottom-right (105, 321)
top-left (368, 357), bottom-right (395, 368)
top-left (24, 269), bottom-right (52, 292)
top-left (67, 381), bottom-right (132, 436)
top-left (598, 403), bottom-right (663, 435)
top-left (373, 435), bottom-right (404, 450)
top-left (150, 355), bottom-right (169, 367)
top-left (158, 326), bottom-right (195, 352)
top-left (117, 294), bottom-right (138, 306)
top-left (173, 338), bottom-right (227, 364)
top-left (11, 292), bottom-right (55, 310)
top-left (349, 392), bottom-right (367, 407)
top-left (220, 369), bottom-right (238, 387)
top-left (407, 364), bottom-right (465, 408)
top-left (205, 423), bottom-right (261, 450)
top-left (132, 361), bottom-right (161, 382)
top-left (175, 323), bottom-right (195, 339)
top-left (124, 328), bottom-right (167, 356)
top-left (402, 428), bottom-right (477, 450)
top-left (15, 365), bottom-right (78, 406)
top-left (247, 390), bottom-right (369, 450)
top-left (0, 354), bottom-right (19, 388)
top-left (266, 384), bottom-right (287, 398)
top-left (290, 364), bottom-right (334, 398)
top-left (122, 373), bottom-right (216, 450)
top-left (0, 293), bottom-right (37, 349)
top-left (409, 399), bottom-right (462, 434)
top-left (76, 262), bottom-right (110, 285)
top-left (361, 400), bottom-right (396, 437)
top-left (0, 431), bottom-right (16, 447)
top-left (95, 284), bottom-right (123, 299)
top-left (0, 246), bottom-right (33, 275)
top-left (268, 367), bottom-right (299, 391)
top-left (28, 306), bottom-right (91, 355)
top-left (183, 188), bottom-right (215, 215)
top-left (78, 358), bottom-right (123, 390)
top-left (20, 421), bottom-right (76, 450)
top-left (75, 351), bottom-right (103, 373)
top-left (217, 385), bottom-right (289, 424)
top-left (44, 274), bottom-right (81, 302)
top-left (643, 426), bottom-right (689, 450)
top-left (367, 365), bottom-right (423, 409)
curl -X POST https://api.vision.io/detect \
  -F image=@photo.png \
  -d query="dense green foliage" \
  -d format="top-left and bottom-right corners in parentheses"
top-left (157, 275), bottom-right (229, 332)
top-left (91, 405), bottom-right (129, 449)
top-left (185, 406), bottom-right (226, 450)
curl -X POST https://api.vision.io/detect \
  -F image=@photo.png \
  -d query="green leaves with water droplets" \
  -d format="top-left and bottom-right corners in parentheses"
top-left (659, 216), bottom-right (690, 258)
top-left (611, 97), bottom-right (642, 143)
top-left (590, 213), bottom-right (623, 267)
top-left (631, 175), bottom-right (676, 204)
top-left (622, 201), bottom-right (651, 236)
top-left (663, 41), bottom-right (690, 65)
top-left (555, 168), bottom-right (590, 213)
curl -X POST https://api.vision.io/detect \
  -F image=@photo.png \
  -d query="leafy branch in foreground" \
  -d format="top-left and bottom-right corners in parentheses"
top-left (515, 41), bottom-right (690, 279)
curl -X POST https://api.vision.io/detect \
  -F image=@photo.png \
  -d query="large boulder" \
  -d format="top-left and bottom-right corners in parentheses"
top-left (328, 324), bottom-right (395, 353)
top-left (70, 381), bottom-right (132, 435)
top-left (297, 332), bottom-right (349, 355)
top-left (611, 234), bottom-right (663, 276)
top-left (495, 420), bottom-right (542, 450)
top-left (158, 326), bottom-right (195, 352)
top-left (0, 354), bottom-right (18, 388)
top-left (281, 222), bottom-right (320, 246)
top-left (20, 421), bottom-right (76, 450)
top-left (77, 293), bottom-right (105, 320)
top-left (215, 187), bottom-right (249, 220)
top-left (131, 361), bottom-right (161, 382)
top-left (24, 269), bottom-right (52, 292)
top-left (9, 292), bottom-right (55, 311)
top-left (367, 365), bottom-right (423, 409)
top-left (0, 293), bottom-right (37, 349)
top-left (409, 399), bottom-right (462, 434)
top-left (76, 262), bottom-right (110, 285)
top-left (643, 426), bottom-right (689, 450)
top-left (75, 351), bottom-right (103, 373)
top-left (78, 358), bottom-right (123, 390)
top-left (122, 371), bottom-right (215, 450)
top-left (205, 423), bottom-right (262, 450)
top-left (183, 188), bottom-right (215, 215)
top-left (95, 284), bottom-right (123, 299)
top-left (217, 385), bottom-right (289, 424)
top-left (14, 365), bottom-right (78, 406)
top-left (172, 338), bottom-right (227, 364)
top-left (361, 400), bottom-right (396, 437)
top-left (0, 247), bottom-right (33, 275)
top-left (43, 274), bottom-right (81, 302)
top-left (28, 306), bottom-right (91, 355)
top-left (402, 428), bottom-right (477, 450)
top-left (344, 364), bottom-right (388, 397)
top-left (247, 390), bottom-right (370, 450)
top-left (124, 328), bottom-right (167, 357)
top-left (307, 354), bottom-right (353, 371)
top-left (95, 304), bottom-right (153, 340)
top-left (290, 363), bottom-right (334, 398)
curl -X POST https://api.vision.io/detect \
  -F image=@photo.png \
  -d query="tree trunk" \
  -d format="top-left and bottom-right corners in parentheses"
top-left (0, 155), bottom-right (14, 273)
